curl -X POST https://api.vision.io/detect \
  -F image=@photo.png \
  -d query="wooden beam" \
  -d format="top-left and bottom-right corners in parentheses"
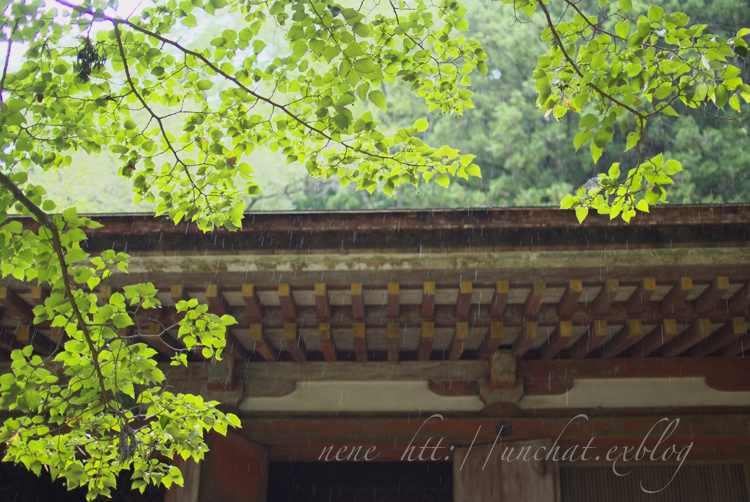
top-left (353, 322), bottom-right (367, 362)
top-left (239, 414), bottom-right (750, 462)
top-left (29, 286), bottom-right (49, 306)
top-left (418, 322), bottom-right (434, 361)
top-left (592, 279), bottom-right (618, 315)
top-left (600, 319), bottom-right (643, 359)
top-left (662, 277), bottom-right (693, 314)
top-left (170, 284), bottom-right (190, 304)
top-left (489, 281), bottom-right (509, 318)
top-left (477, 321), bottom-right (504, 360)
top-left (723, 332), bottom-right (750, 356)
top-left (693, 317), bottom-right (747, 357)
top-left (249, 324), bottom-right (277, 362)
top-left (238, 357), bottom-right (750, 394)
top-left (660, 318), bottom-right (712, 357)
top-left (421, 281), bottom-right (435, 318)
top-left (626, 278), bottom-right (656, 314)
top-left (386, 282), bottom-right (399, 318)
top-left (455, 281), bottom-right (472, 319)
top-left (570, 319), bottom-right (608, 359)
top-left (519, 356), bottom-right (750, 395)
top-left (523, 281), bottom-right (545, 317)
top-left (632, 318), bottom-right (678, 357)
top-left (16, 323), bottom-right (54, 356)
top-left (142, 323), bottom-right (178, 359)
top-left (318, 322), bottom-right (337, 362)
top-left (314, 283), bottom-right (330, 320)
top-left (205, 284), bottom-right (230, 316)
top-left (728, 281), bottom-right (750, 313)
top-left (98, 285), bottom-right (112, 304)
top-left (448, 322), bottom-right (469, 361)
top-left (283, 323), bottom-right (306, 362)
top-left (0, 287), bottom-right (34, 321)
top-left (351, 283), bottom-right (365, 320)
top-left (278, 284), bottom-right (297, 321)
top-left (539, 320), bottom-right (573, 360)
top-left (387, 322), bottom-right (399, 363)
top-left (0, 329), bottom-right (17, 352)
top-left (557, 279), bottom-right (582, 318)
top-left (511, 321), bottom-right (537, 359)
top-left (241, 284), bottom-right (263, 320)
top-left (695, 276), bottom-right (730, 313)
top-left (49, 326), bottom-right (65, 345)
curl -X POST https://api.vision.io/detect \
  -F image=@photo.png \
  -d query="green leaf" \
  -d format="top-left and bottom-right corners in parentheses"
top-left (435, 174), bottom-right (450, 187)
top-left (648, 5), bottom-right (664, 22)
top-left (414, 118), bottom-right (429, 132)
top-left (560, 195), bottom-right (576, 209)
top-left (636, 200), bottom-right (649, 212)
top-left (619, 0), bottom-right (631, 12)
top-left (368, 90), bottom-right (386, 110)
top-left (112, 313), bottom-right (134, 329)
top-left (575, 206), bottom-right (589, 223)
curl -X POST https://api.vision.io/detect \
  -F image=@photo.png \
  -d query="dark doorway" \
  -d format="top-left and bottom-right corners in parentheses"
top-left (268, 462), bottom-right (452, 502)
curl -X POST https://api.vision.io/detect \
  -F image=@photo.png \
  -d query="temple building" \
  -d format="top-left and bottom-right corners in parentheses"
top-left (1, 205), bottom-right (749, 501)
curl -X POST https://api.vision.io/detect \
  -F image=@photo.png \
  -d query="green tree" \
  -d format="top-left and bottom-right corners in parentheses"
top-left (0, 0), bottom-right (482, 498)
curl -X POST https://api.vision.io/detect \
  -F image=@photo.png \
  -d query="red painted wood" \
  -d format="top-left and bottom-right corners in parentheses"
top-left (198, 432), bottom-right (268, 502)
top-left (626, 278), bottom-right (656, 314)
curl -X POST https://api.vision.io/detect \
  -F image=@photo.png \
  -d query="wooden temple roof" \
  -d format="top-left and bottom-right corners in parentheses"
top-left (2, 204), bottom-right (750, 415)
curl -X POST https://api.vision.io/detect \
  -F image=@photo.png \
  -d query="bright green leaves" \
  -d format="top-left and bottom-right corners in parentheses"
top-left (0, 0), bottom-right (483, 495)
top-left (369, 90), bottom-right (386, 110)
top-left (531, 0), bottom-right (750, 222)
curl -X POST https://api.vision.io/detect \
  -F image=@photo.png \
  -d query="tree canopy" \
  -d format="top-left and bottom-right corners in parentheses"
top-left (0, 0), bottom-right (748, 498)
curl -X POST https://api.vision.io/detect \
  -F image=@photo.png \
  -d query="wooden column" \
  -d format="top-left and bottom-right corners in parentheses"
top-left (454, 439), bottom-right (559, 502)
top-left (197, 432), bottom-right (268, 502)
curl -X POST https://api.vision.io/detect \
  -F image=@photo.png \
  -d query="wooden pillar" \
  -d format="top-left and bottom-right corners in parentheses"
top-left (197, 431), bottom-right (268, 502)
top-left (454, 438), bottom-right (559, 502)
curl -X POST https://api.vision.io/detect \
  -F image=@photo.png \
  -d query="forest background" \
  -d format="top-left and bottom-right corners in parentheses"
top-left (29, 0), bottom-right (750, 212)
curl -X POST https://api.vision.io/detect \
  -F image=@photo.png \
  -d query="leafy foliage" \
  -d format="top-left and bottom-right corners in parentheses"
top-left (0, 0), bottom-right (481, 498)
